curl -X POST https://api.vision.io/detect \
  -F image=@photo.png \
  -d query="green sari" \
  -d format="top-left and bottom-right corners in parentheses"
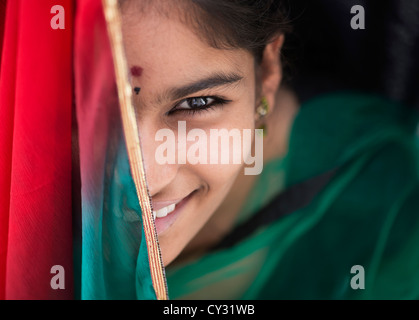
top-left (166, 92), bottom-right (419, 299)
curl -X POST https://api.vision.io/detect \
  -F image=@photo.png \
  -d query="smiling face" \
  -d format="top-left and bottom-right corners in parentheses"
top-left (120, 1), bottom-right (281, 266)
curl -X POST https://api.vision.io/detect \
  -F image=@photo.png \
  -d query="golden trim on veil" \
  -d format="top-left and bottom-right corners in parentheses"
top-left (102, 0), bottom-right (168, 300)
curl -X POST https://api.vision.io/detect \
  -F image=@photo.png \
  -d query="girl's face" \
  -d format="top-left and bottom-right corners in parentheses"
top-left (121, 5), bottom-right (260, 266)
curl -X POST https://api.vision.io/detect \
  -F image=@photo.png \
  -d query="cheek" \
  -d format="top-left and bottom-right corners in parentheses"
top-left (194, 163), bottom-right (243, 194)
top-left (158, 105), bottom-right (257, 265)
top-left (190, 102), bottom-right (255, 171)
top-left (185, 120), bottom-right (256, 199)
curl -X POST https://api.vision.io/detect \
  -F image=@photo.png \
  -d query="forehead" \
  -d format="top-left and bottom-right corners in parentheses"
top-left (120, 3), bottom-right (254, 85)
top-left (120, 11), bottom-right (256, 110)
top-left (120, 0), bottom-right (202, 54)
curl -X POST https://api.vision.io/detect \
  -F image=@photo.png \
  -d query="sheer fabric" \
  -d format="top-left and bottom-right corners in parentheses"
top-left (0, 0), bottom-right (73, 300)
top-left (0, 0), bottom-right (159, 300)
top-left (74, 0), bottom-right (157, 300)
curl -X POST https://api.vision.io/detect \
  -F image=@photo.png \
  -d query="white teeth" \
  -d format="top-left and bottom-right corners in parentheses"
top-left (156, 207), bottom-right (168, 218)
top-left (153, 203), bottom-right (177, 219)
top-left (167, 204), bottom-right (176, 214)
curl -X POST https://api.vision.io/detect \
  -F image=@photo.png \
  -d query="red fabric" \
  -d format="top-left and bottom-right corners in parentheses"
top-left (0, 0), bottom-right (73, 299)
top-left (0, 0), bottom-right (7, 63)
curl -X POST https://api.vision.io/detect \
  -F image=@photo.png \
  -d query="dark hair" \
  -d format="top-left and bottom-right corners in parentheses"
top-left (187, 0), bottom-right (291, 63)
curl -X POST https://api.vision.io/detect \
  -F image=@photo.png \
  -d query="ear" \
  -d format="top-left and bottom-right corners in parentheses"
top-left (257, 34), bottom-right (285, 116)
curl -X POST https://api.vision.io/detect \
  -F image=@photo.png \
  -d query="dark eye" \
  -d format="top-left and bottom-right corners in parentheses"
top-left (177, 97), bottom-right (215, 110)
top-left (168, 96), bottom-right (231, 116)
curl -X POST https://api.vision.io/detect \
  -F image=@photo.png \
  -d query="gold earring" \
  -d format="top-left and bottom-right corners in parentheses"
top-left (256, 96), bottom-right (269, 136)
top-left (256, 96), bottom-right (269, 118)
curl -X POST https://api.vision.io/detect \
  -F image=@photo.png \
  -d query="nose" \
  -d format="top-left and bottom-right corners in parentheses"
top-left (138, 120), bottom-right (179, 198)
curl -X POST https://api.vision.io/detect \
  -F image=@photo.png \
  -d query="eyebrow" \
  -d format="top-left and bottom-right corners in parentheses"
top-left (157, 72), bottom-right (243, 104)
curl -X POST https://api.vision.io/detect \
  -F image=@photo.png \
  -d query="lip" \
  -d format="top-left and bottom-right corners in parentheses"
top-left (152, 191), bottom-right (195, 235)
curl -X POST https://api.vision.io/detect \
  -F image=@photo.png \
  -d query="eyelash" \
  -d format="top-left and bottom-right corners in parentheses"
top-left (167, 96), bottom-right (231, 116)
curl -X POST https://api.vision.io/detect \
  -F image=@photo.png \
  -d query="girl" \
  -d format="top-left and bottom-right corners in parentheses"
top-left (1, 0), bottom-right (418, 300)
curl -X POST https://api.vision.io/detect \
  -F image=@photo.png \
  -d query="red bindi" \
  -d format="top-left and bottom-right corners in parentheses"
top-left (130, 66), bottom-right (143, 77)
